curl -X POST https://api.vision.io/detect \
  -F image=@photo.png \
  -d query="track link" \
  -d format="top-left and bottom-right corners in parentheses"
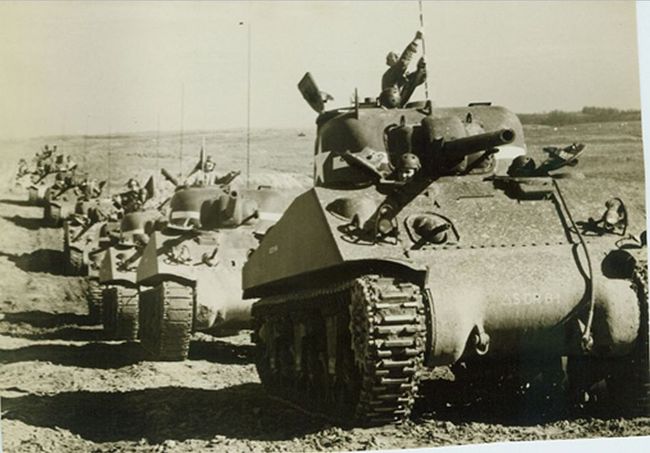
top-left (103, 285), bottom-right (140, 340)
top-left (253, 275), bottom-right (426, 425)
top-left (139, 281), bottom-right (193, 361)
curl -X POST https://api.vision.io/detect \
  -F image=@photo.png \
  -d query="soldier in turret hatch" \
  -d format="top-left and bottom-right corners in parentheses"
top-left (395, 153), bottom-right (421, 182)
top-left (187, 155), bottom-right (218, 185)
top-left (119, 178), bottom-right (148, 213)
top-left (380, 30), bottom-right (426, 108)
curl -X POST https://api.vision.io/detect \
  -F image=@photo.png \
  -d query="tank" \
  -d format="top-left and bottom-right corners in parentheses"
top-left (242, 76), bottom-right (649, 424)
top-left (27, 171), bottom-right (57, 205)
top-left (99, 209), bottom-right (163, 340)
top-left (43, 172), bottom-right (99, 227)
top-left (63, 196), bottom-right (122, 322)
top-left (136, 179), bottom-right (292, 361)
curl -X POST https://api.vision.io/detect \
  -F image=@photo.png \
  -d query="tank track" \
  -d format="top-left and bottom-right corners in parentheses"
top-left (139, 281), bottom-right (193, 361)
top-left (44, 204), bottom-right (62, 228)
top-left (102, 286), bottom-right (140, 341)
top-left (86, 279), bottom-right (104, 324)
top-left (253, 275), bottom-right (426, 425)
top-left (66, 248), bottom-right (85, 276)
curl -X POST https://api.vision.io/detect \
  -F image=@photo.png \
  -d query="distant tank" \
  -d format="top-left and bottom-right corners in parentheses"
top-left (43, 172), bottom-right (103, 227)
top-left (242, 74), bottom-right (649, 424)
top-left (63, 196), bottom-right (122, 321)
top-left (136, 170), bottom-right (291, 361)
top-left (27, 171), bottom-right (57, 205)
top-left (66, 175), bottom-right (159, 322)
top-left (99, 209), bottom-right (163, 340)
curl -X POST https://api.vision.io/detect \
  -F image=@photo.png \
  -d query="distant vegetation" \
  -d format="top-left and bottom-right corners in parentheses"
top-left (519, 107), bottom-right (641, 126)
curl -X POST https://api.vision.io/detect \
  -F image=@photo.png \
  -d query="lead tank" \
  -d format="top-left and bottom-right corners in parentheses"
top-left (136, 177), bottom-right (291, 361)
top-left (242, 76), bottom-right (649, 424)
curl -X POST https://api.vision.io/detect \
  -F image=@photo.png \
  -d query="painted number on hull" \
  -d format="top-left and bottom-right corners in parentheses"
top-left (501, 292), bottom-right (561, 306)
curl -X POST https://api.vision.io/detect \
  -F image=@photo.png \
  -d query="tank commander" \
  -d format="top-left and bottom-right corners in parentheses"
top-left (399, 56), bottom-right (427, 107)
top-left (395, 153), bottom-right (421, 182)
top-left (120, 178), bottom-right (148, 213)
top-left (16, 158), bottom-right (29, 177)
top-left (54, 155), bottom-right (68, 172)
top-left (380, 30), bottom-right (426, 108)
top-left (65, 155), bottom-right (78, 172)
top-left (187, 155), bottom-right (217, 185)
top-left (51, 172), bottom-right (67, 192)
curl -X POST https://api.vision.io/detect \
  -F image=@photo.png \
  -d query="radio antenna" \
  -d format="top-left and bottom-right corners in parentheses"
top-left (418, 0), bottom-right (430, 101)
top-left (107, 125), bottom-right (112, 196)
top-left (156, 113), bottom-right (160, 170)
top-left (179, 84), bottom-right (185, 178)
top-left (246, 21), bottom-right (251, 189)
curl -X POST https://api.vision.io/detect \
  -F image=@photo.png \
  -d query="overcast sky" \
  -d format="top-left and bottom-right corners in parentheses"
top-left (0, 1), bottom-right (643, 138)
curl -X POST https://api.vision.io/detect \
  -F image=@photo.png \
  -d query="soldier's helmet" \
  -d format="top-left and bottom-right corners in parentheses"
top-left (397, 153), bottom-right (421, 181)
top-left (204, 156), bottom-right (216, 172)
top-left (507, 155), bottom-right (536, 177)
top-left (379, 87), bottom-right (401, 109)
top-left (400, 153), bottom-right (421, 170)
top-left (386, 51), bottom-right (399, 66)
top-left (127, 178), bottom-right (140, 191)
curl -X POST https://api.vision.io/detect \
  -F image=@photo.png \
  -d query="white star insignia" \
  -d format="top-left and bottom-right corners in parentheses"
top-left (314, 150), bottom-right (331, 185)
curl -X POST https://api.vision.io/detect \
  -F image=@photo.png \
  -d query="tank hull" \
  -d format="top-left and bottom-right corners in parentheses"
top-left (245, 181), bottom-right (643, 363)
top-left (43, 188), bottom-right (77, 227)
top-left (27, 184), bottom-right (49, 206)
top-left (137, 229), bottom-right (255, 330)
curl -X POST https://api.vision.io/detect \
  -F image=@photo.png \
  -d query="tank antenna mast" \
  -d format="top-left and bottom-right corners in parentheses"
top-left (83, 114), bottom-right (88, 169)
top-left (179, 83), bottom-right (185, 179)
top-left (418, 0), bottom-right (430, 101)
top-left (107, 125), bottom-right (112, 196)
top-left (246, 20), bottom-right (252, 189)
top-left (156, 113), bottom-right (160, 171)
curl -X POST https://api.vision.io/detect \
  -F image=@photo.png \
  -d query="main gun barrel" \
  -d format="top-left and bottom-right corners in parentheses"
top-left (442, 128), bottom-right (515, 161)
top-left (161, 168), bottom-right (179, 187)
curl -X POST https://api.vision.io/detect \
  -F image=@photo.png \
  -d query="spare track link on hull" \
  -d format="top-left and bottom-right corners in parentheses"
top-left (103, 286), bottom-right (140, 341)
top-left (139, 281), bottom-right (193, 361)
top-left (253, 275), bottom-right (426, 426)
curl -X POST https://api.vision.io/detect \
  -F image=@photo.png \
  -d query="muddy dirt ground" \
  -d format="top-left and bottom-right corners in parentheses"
top-left (1, 124), bottom-right (649, 452)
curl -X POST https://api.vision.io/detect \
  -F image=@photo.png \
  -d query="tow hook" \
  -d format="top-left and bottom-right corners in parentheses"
top-left (472, 325), bottom-right (490, 355)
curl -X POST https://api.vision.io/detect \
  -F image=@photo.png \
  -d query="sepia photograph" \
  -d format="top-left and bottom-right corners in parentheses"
top-left (0, 1), bottom-right (649, 452)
